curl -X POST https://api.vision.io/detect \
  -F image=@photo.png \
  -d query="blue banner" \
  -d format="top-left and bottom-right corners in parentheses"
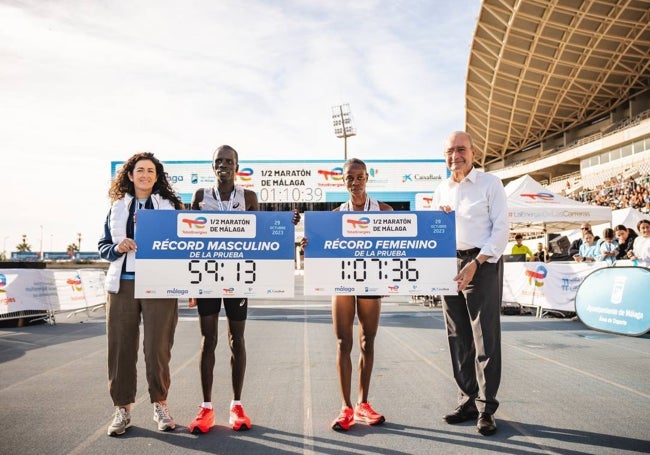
top-left (303, 211), bottom-right (457, 296)
top-left (135, 210), bottom-right (295, 260)
top-left (303, 211), bottom-right (456, 259)
top-left (575, 266), bottom-right (650, 336)
top-left (133, 211), bottom-right (296, 298)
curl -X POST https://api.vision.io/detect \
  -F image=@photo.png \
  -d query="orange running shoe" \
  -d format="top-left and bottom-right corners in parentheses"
top-left (189, 406), bottom-right (214, 434)
top-left (354, 402), bottom-right (385, 425)
top-left (331, 407), bottom-right (354, 431)
top-left (229, 404), bottom-right (251, 431)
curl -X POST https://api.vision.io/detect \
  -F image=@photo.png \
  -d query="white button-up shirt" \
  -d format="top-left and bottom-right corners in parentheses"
top-left (432, 167), bottom-right (509, 263)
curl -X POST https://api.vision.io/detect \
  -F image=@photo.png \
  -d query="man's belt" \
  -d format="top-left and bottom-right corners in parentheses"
top-left (456, 247), bottom-right (481, 258)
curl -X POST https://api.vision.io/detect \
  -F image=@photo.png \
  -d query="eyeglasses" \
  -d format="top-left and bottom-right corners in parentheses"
top-left (445, 146), bottom-right (469, 157)
top-left (581, 226), bottom-right (590, 230)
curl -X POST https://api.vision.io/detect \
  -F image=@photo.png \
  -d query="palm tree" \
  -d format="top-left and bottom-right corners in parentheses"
top-left (16, 235), bottom-right (31, 252)
top-left (67, 242), bottom-right (79, 258)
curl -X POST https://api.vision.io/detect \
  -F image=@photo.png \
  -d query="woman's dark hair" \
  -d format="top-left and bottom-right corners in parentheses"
top-left (108, 152), bottom-right (183, 209)
top-left (343, 158), bottom-right (368, 173)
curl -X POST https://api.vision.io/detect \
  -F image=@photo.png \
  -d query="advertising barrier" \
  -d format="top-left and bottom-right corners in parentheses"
top-left (575, 266), bottom-right (650, 336)
top-left (502, 261), bottom-right (607, 313)
top-left (0, 268), bottom-right (107, 319)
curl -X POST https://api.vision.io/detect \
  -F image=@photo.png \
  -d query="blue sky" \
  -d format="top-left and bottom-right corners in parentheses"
top-left (1, 0), bottom-right (480, 252)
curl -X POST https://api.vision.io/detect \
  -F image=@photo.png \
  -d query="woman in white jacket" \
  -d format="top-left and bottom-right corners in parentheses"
top-left (629, 219), bottom-right (650, 264)
top-left (98, 152), bottom-right (183, 436)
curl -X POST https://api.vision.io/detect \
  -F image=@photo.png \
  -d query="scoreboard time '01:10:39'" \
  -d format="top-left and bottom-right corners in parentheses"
top-left (257, 187), bottom-right (324, 203)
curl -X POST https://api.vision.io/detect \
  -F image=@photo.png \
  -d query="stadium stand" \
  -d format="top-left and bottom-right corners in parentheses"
top-left (465, 1), bottom-right (650, 219)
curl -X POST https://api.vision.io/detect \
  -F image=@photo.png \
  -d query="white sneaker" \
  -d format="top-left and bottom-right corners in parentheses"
top-left (107, 407), bottom-right (131, 436)
top-left (153, 402), bottom-right (176, 431)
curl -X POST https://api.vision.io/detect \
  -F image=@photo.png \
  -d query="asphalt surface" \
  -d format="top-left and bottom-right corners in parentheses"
top-left (1, 276), bottom-right (649, 454)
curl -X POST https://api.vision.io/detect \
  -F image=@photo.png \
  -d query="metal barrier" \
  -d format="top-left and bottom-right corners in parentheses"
top-left (410, 295), bottom-right (442, 307)
top-left (0, 268), bottom-right (107, 325)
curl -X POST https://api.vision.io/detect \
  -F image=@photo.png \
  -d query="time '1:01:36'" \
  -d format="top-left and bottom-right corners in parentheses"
top-left (342, 258), bottom-right (419, 282)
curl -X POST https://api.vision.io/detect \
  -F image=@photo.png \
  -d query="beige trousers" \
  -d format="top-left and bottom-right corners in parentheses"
top-left (106, 280), bottom-right (178, 406)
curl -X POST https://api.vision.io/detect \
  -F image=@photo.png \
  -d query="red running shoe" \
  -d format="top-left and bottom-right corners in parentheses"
top-left (331, 407), bottom-right (354, 431)
top-left (229, 404), bottom-right (251, 431)
top-left (354, 402), bottom-right (385, 425)
top-left (189, 406), bottom-right (214, 434)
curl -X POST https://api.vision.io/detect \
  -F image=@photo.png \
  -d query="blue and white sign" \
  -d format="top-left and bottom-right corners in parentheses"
top-left (303, 211), bottom-right (457, 296)
top-left (111, 159), bottom-right (448, 207)
top-left (575, 266), bottom-right (650, 336)
top-left (134, 211), bottom-right (296, 298)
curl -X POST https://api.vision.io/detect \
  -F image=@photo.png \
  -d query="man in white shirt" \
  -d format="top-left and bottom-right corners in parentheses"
top-left (432, 131), bottom-right (509, 436)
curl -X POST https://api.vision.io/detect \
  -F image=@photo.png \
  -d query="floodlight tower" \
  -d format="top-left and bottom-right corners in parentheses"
top-left (331, 103), bottom-right (356, 160)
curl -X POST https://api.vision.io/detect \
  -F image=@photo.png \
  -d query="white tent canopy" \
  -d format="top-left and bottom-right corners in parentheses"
top-left (612, 207), bottom-right (646, 230)
top-left (505, 175), bottom-right (611, 232)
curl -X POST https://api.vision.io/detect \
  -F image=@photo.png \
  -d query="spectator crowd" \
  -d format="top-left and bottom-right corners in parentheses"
top-left (572, 172), bottom-right (650, 214)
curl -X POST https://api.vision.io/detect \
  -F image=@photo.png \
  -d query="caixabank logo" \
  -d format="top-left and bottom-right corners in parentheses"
top-left (402, 173), bottom-right (441, 184)
top-left (0, 273), bottom-right (6, 293)
top-left (525, 264), bottom-right (548, 287)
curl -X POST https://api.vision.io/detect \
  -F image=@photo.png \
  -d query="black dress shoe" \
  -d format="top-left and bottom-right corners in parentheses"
top-left (442, 404), bottom-right (479, 424)
top-left (476, 412), bottom-right (497, 436)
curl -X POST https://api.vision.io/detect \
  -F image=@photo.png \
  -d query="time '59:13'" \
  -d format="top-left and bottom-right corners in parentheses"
top-left (341, 258), bottom-right (420, 282)
top-left (188, 259), bottom-right (256, 284)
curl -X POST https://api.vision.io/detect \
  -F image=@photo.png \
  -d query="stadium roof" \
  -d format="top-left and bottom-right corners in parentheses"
top-left (466, 0), bottom-right (650, 168)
